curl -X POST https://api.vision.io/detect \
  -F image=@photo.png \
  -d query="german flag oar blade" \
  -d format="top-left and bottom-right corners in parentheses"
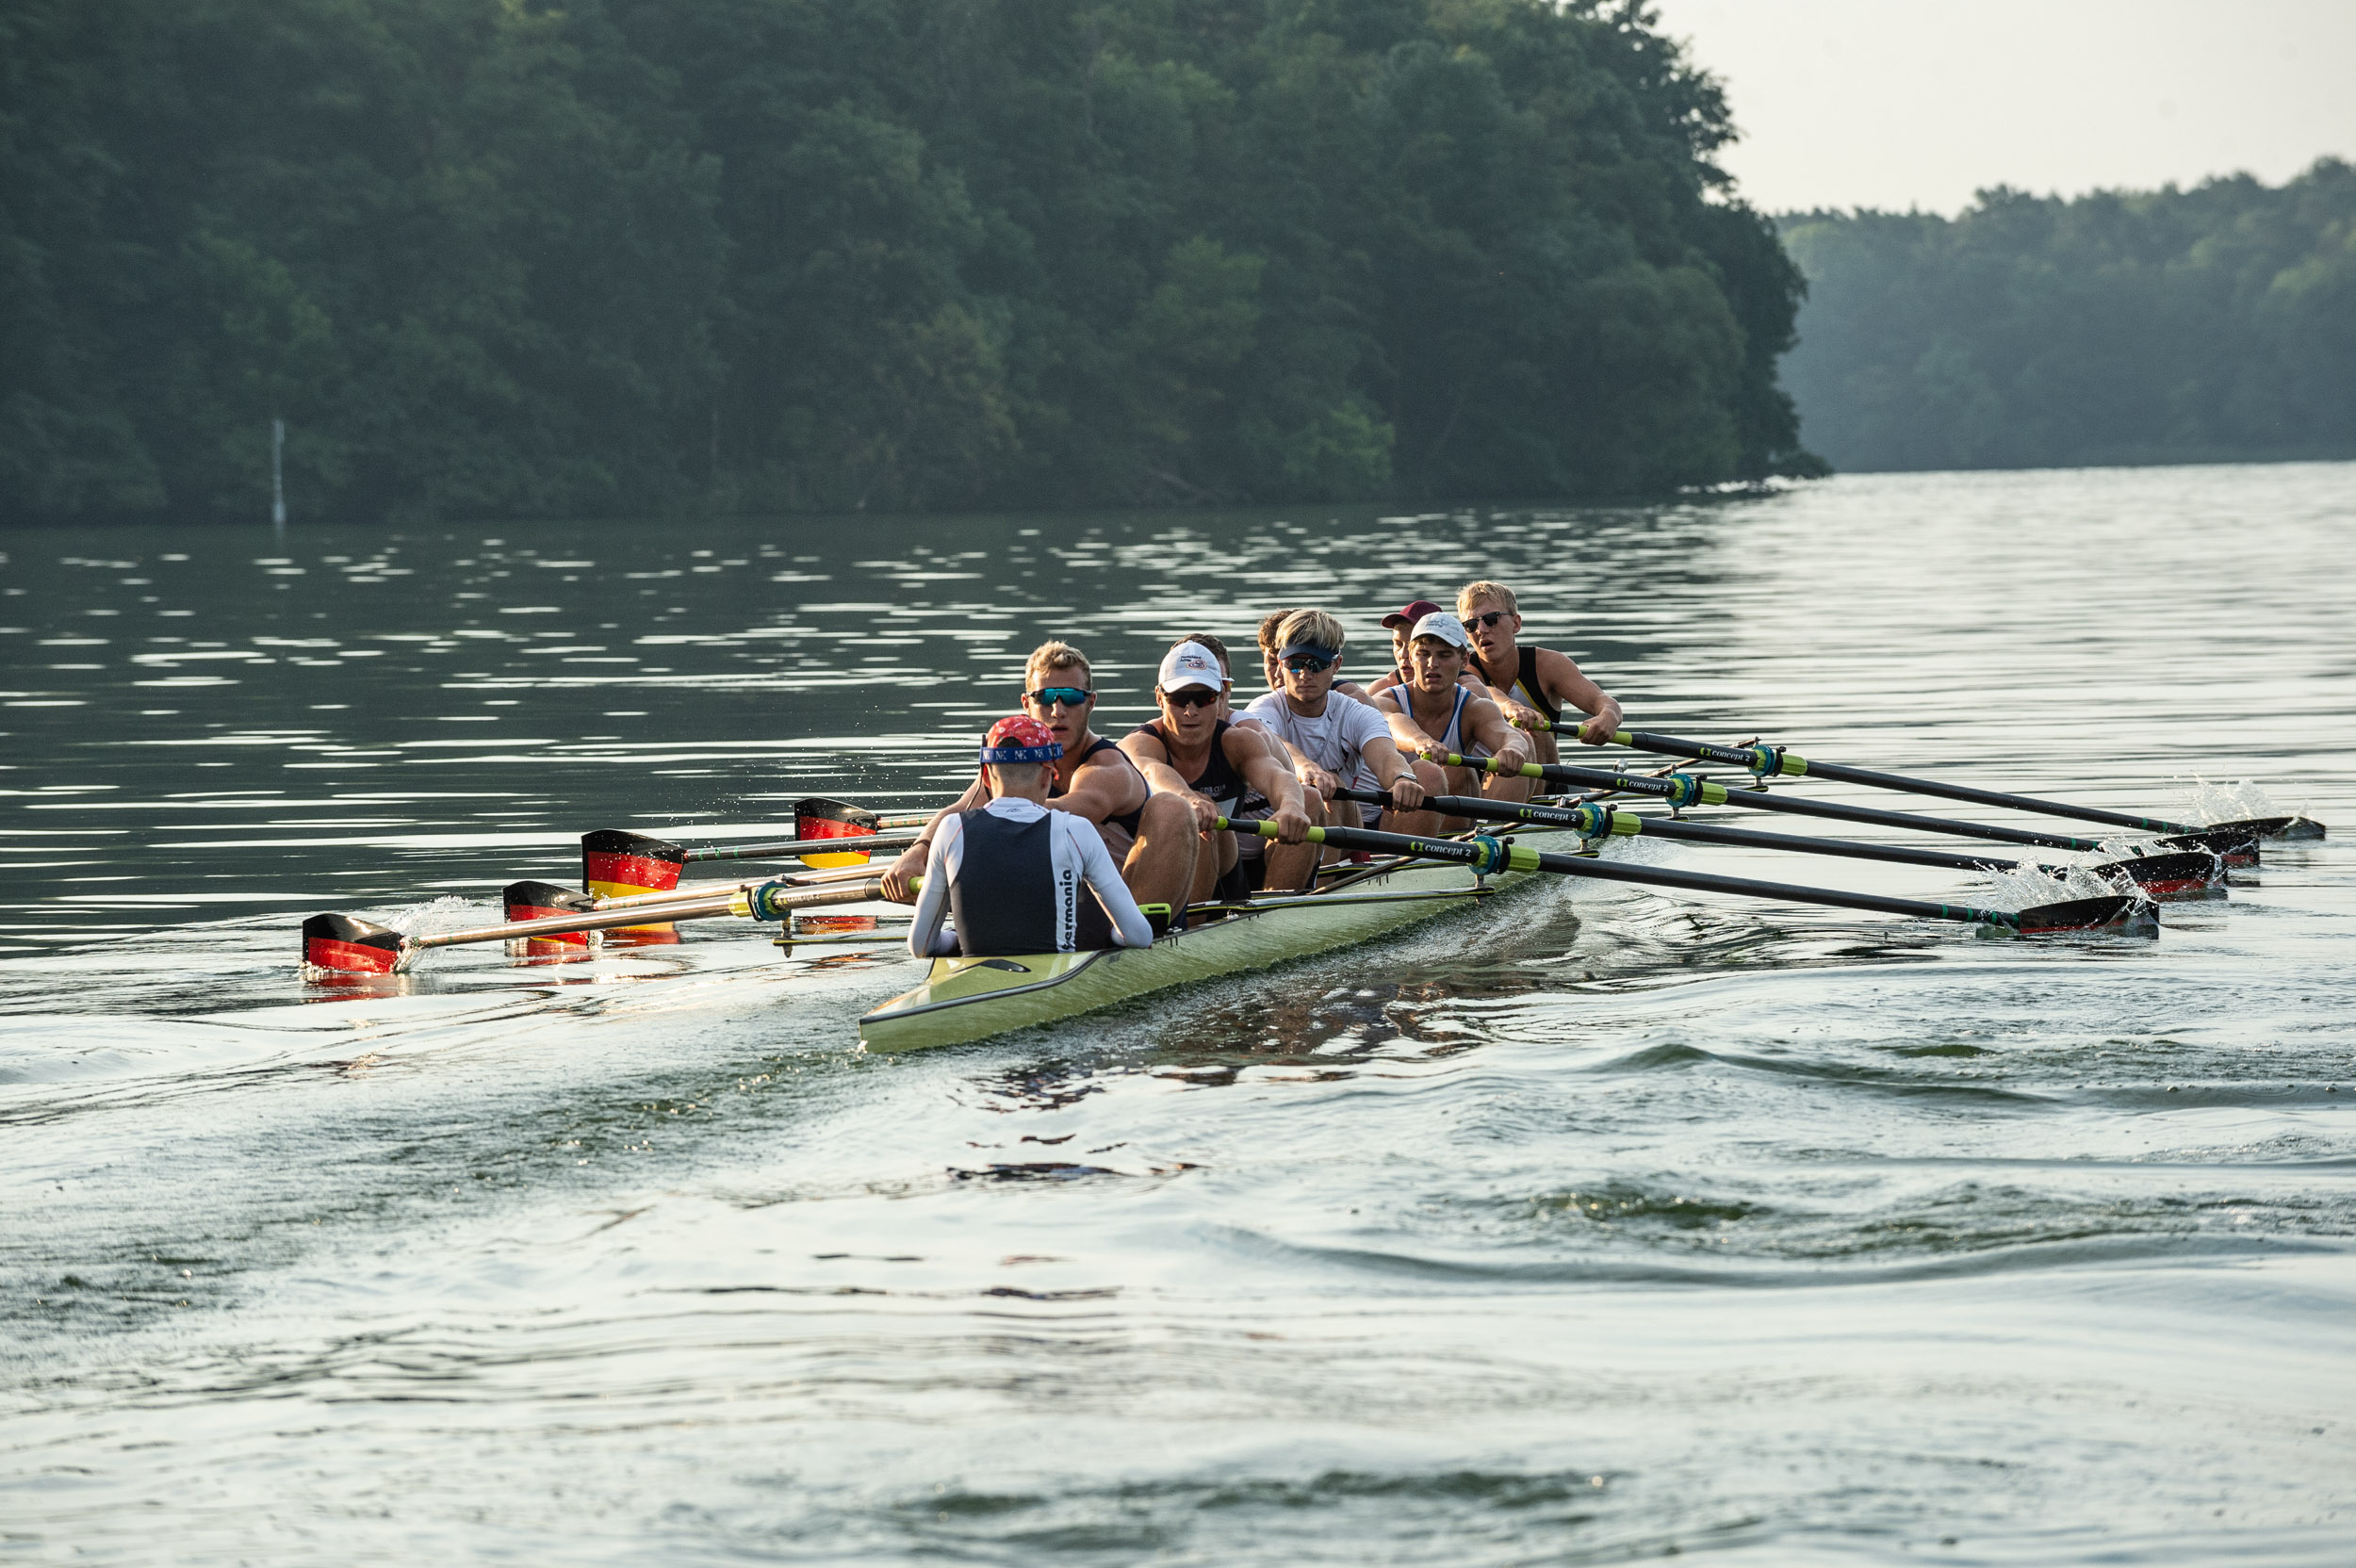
top-left (581, 829), bottom-right (687, 898)
top-left (302, 913), bottom-right (405, 974)
top-left (794, 796), bottom-right (882, 869)
top-left (503, 880), bottom-right (597, 946)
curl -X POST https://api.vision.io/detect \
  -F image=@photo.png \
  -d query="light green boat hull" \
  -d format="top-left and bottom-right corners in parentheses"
top-left (857, 826), bottom-right (1575, 1052)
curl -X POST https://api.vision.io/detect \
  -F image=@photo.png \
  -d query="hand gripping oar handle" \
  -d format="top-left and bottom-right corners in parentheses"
top-left (1329, 790), bottom-right (2222, 895)
top-left (1432, 755), bottom-right (2257, 860)
top-left (1215, 819), bottom-right (2153, 934)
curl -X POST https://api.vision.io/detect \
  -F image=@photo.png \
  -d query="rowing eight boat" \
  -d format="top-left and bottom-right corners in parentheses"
top-left (856, 822), bottom-right (1576, 1051)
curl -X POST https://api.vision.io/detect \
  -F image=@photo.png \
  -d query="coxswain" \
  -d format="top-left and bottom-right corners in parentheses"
top-left (905, 716), bottom-right (1156, 957)
top-left (883, 641), bottom-right (1198, 918)
top-left (1121, 639), bottom-right (1316, 897)
top-left (1372, 610), bottom-right (1533, 818)
top-left (1456, 579), bottom-right (1625, 762)
top-left (1240, 609), bottom-right (1429, 836)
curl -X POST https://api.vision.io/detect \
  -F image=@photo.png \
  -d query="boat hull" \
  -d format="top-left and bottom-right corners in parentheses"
top-left (858, 827), bottom-right (1572, 1051)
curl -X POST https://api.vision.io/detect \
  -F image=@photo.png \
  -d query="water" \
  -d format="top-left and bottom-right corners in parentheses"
top-left (3, 464), bottom-right (2352, 1563)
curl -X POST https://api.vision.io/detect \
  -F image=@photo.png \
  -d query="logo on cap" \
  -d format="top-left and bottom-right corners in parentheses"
top-left (1156, 641), bottom-right (1226, 693)
top-left (980, 714), bottom-right (1064, 764)
top-left (1407, 610), bottom-right (1471, 649)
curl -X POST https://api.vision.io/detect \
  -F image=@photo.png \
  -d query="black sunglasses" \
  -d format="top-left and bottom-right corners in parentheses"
top-left (1469, 610), bottom-right (1511, 629)
top-left (1159, 687), bottom-right (1219, 709)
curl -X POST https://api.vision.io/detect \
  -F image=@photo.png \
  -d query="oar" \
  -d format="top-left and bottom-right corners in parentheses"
top-left (1517, 720), bottom-right (2322, 841)
top-left (1331, 790), bottom-right (2221, 896)
top-left (302, 876), bottom-right (903, 975)
top-left (1432, 754), bottom-right (2263, 863)
top-left (1218, 819), bottom-right (2155, 936)
top-left (582, 826), bottom-right (923, 900)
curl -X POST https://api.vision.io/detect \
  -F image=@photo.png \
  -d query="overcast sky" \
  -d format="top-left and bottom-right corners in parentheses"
top-left (1648, 0), bottom-right (2356, 215)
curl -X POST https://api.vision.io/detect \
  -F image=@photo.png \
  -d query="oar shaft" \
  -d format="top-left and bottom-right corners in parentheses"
top-left (1446, 754), bottom-right (2118, 853)
top-left (417, 879), bottom-right (890, 949)
top-left (1219, 817), bottom-right (2024, 928)
top-left (1335, 788), bottom-right (2034, 874)
top-left (1608, 729), bottom-right (2197, 834)
top-left (684, 831), bottom-right (923, 864)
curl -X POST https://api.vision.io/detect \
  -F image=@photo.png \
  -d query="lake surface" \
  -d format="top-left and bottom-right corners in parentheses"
top-left (3, 464), bottom-right (2352, 1564)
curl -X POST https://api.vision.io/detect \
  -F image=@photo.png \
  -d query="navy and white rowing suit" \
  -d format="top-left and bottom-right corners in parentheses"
top-left (907, 797), bottom-right (1155, 958)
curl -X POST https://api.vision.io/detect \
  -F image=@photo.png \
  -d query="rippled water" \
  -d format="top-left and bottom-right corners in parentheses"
top-left (4, 465), bottom-right (2352, 1563)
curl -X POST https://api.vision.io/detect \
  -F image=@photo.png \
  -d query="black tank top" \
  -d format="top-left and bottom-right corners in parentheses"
top-left (1474, 645), bottom-right (1562, 725)
top-left (945, 809), bottom-right (1055, 956)
top-left (1131, 718), bottom-right (1254, 811)
top-left (1050, 736), bottom-right (1147, 836)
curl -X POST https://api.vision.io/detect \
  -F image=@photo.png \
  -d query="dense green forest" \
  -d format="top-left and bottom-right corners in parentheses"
top-left (1779, 161), bottom-right (2356, 473)
top-left (0, 0), bottom-right (1816, 523)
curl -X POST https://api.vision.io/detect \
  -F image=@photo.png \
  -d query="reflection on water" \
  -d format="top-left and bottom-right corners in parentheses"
top-left (3, 465), bottom-right (2354, 1564)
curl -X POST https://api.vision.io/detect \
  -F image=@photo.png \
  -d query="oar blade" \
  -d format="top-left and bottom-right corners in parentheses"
top-left (794, 795), bottom-right (885, 869)
top-left (581, 828), bottom-right (687, 898)
top-left (302, 912), bottom-right (406, 974)
top-left (2102, 850), bottom-right (2222, 898)
top-left (2155, 826), bottom-right (2261, 864)
top-left (2014, 894), bottom-right (2159, 936)
top-left (2206, 814), bottom-right (2326, 842)
top-left (502, 880), bottom-right (597, 948)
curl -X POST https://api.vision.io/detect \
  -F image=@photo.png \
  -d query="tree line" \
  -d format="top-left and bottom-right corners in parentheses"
top-left (0, 0), bottom-right (1817, 524)
top-left (1778, 160), bottom-right (2356, 473)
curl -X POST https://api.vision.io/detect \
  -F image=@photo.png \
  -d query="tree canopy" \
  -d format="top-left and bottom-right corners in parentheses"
top-left (0, 0), bottom-right (1815, 523)
top-left (1779, 161), bottom-right (2356, 473)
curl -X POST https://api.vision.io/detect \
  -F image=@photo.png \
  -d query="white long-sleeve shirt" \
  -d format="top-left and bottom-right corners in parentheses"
top-left (906, 797), bottom-right (1156, 958)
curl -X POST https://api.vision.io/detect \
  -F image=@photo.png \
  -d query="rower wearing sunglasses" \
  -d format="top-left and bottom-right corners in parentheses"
top-left (881, 640), bottom-right (1201, 920)
top-left (1240, 609), bottom-right (1433, 837)
top-left (1372, 610), bottom-right (1534, 816)
top-left (1456, 580), bottom-right (1625, 764)
top-left (1121, 640), bottom-right (1317, 899)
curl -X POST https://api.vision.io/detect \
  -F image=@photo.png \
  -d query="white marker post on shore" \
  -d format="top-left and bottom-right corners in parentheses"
top-left (271, 417), bottom-right (286, 529)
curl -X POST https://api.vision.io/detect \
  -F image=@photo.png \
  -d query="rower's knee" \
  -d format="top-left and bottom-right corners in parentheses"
top-left (1137, 792), bottom-right (1194, 841)
top-left (1412, 758), bottom-right (1448, 794)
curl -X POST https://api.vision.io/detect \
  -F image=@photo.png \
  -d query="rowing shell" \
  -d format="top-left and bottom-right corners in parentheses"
top-left (857, 823), bottom-right (1576, 1052)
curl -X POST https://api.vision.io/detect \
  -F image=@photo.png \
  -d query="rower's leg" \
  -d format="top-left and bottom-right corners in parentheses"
top-left (1265, 791), bottom-right (1325, 892)
top-left (1190, 821), bottom-right (1236, 904)
top-left (1121, 792), bottom-right (1200, 912)
top-left (1379, 758), bottom-right (1448, 838)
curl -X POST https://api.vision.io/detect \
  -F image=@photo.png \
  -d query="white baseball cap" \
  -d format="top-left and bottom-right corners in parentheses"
top-left (1407, 611), bottom-right (1470, 649)
top-left (1156, 641), bottom-right (1227, 692)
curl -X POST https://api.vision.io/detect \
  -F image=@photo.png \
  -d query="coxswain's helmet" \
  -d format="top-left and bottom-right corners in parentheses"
top-left (979, 714), bottom-right (1063, 764)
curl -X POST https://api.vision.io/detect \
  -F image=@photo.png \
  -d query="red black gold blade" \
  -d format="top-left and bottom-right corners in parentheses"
top-left (302, 912), bottom-right (405, 973)
top-left (502, 880), bottom-right (597, 948)
top-left (581, 828), bottom-right (687, 898)
top-left (793, 796), bottom-right (881, 869)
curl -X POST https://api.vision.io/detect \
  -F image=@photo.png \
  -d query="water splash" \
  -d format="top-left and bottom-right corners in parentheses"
top-left (2171, 776), bottom-right (2285, 826)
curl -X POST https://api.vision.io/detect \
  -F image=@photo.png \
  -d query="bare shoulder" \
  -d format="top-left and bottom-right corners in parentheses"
top-left (1117, 727), bottom-right (1168, 763)
top-left (1533, 645), bottom-right (1586, 683)
top-left (1333, 678), bottom-right (1369, 700)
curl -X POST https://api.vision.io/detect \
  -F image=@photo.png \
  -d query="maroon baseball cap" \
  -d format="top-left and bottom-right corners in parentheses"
top-left (1381, 598), bottom-right (1445, 629)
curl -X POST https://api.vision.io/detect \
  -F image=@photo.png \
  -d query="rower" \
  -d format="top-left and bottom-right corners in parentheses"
top-left (882, 640), bottom-right (1198, 919)
top-left (906, 716), bottom-right (1156, 957)
top-left (1364, 599), bottom-right (1444, 698)
top-left (1373, 610), bottom-right (1534, 818)
top-left (1121, 639), bottom-right (1316, 897)
top-left (1240, 609), bottom-right (1428, 837)
top-left (1257, 609), bottom-right (1370, 702)
top-left (1456, 579), bottom-right (1625, 763)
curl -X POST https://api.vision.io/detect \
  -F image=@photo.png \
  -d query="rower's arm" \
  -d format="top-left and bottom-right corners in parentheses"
top-left (1116, 729), bottom-right (1190, 799)
top-left (904, 814), bottom-right (964, 956)
top-left (1072, 823), bottom-right (1155, 947)
top-left (882, 772), bottom-right (987, 903)
top-left (1228, 727), bottom-right (1310, 841)
top-left (1368, 689), bottom-right (1429, 758)
top-left (1044, 751), bottom-right (1140, 825)
top-left (1360, 734), bottom-right (1426, 810)
top-left (1536, 648), bottom-right (1624, 745)
top-left (1463, 695), bottom-right (1531, 766)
